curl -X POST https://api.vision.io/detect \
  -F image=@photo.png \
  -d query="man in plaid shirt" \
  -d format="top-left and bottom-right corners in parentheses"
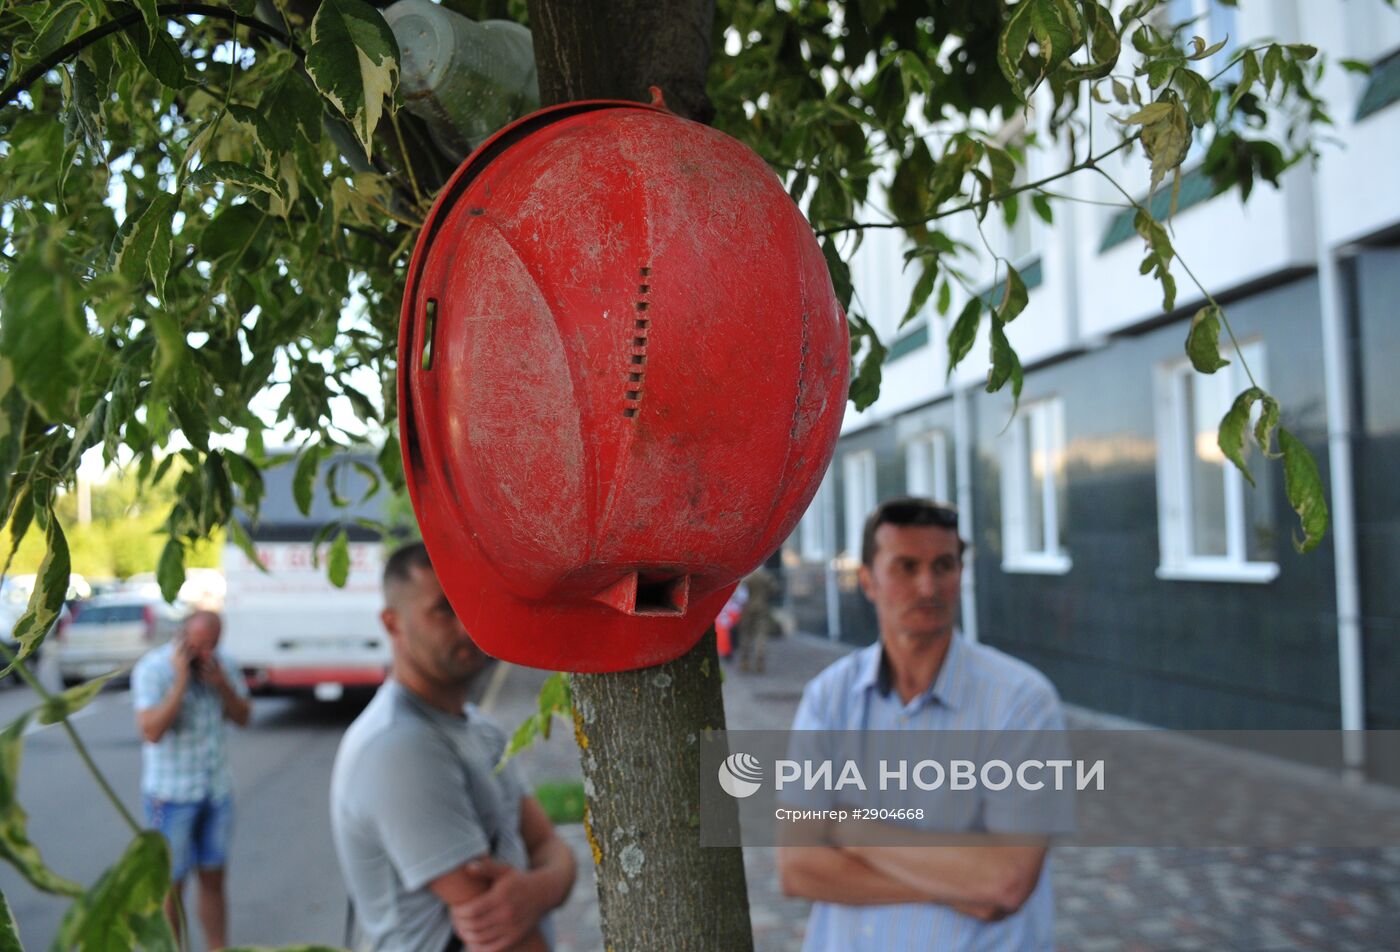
top-left (132, 609), bottom-right (251, 950)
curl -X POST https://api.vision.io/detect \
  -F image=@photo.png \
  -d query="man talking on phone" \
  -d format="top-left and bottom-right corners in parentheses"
top-left (132, 609), bottom-right (251, 950)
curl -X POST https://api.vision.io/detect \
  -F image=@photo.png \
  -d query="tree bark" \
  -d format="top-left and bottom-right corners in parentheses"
top-left (572, 633), bottom-right (752, 951)
top-left (527, 0), bottom-right (716, 124)
top-left (526, 2), bottom-right (751, 949)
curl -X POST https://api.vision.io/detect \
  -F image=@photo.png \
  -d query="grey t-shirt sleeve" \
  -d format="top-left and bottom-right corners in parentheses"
top-left (356, 731), bottom-right (493, 891)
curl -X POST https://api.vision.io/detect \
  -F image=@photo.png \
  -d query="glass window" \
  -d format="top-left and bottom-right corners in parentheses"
top-left (904, 430), bottom-right (951, 503)
top-left (1154, 340), bottom-right (1278, 581)
top-left (842, 450), bottom-right (876, 559)
top-left (799, 467), bottom-right (834, 562)
top-left (1000, 398), bottom-right (1071, 573)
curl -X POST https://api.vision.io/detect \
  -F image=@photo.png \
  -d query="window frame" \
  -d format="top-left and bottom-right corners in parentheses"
top-left (999, 398), bottom-right (1072, 575)
top-left (799, 467), bottom-right (836, 562)
top-left (904, 429), bottom-right (952, 503)
top-left (842, 449), bottom-right (877, 560)
top-left (1153, 340), bottom-right (1279, 584)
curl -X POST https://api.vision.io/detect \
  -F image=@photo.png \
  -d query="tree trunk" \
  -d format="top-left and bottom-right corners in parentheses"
top-left (572, 633), bottom-right (752, 951)
top-left (525, 2), bottom-right (752, 949)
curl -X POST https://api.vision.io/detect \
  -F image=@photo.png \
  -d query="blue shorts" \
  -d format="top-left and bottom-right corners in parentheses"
top-left (143, 794), bottom-right (233, 882)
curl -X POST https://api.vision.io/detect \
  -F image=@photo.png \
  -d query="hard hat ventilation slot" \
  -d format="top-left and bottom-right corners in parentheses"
top-left (634, 573), bottom-right (689, 616)
top-left (420, 299), bottom-right (438, 371)
top-left (622, 267), bottom-right (652, 418)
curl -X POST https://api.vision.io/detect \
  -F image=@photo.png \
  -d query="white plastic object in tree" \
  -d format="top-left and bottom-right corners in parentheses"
top-left (383, 0), bottom-right (540, 160)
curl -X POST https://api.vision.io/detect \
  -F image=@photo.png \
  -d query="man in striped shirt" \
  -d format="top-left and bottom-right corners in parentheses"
top-left (778, 497), bottom-right (1065, 950)
top-left (132, 609), bottom-right (251, 950)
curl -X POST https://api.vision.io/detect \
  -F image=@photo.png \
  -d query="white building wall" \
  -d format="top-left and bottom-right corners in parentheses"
top-left (840, 0), bottom-right (1400, 436)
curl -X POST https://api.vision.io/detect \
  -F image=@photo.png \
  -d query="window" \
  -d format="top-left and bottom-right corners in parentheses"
top-left (842, 450), bottom-right (877, 559)
top-left (1154, 341), bottom-right (1278, 582)
top-left (905, 430), bottom-right (952, 503)
top-left (1000, 399), bottom-right (1071, 573)
top-left (799, 467), bottom-right (835, 562)
top-left (1165, 0), bottom-right (1239, 161)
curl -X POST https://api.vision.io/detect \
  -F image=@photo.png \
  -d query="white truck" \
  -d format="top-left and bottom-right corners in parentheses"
top-left (219, 451), bottom-right (396, 700)
top-left (221, 538), bottom-right (390, 700)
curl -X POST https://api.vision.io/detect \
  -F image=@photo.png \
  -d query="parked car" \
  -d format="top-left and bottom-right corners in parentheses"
top-left (1, 574), bottom-right (90, 683)
top-left (51, 594), bottom-right (188, 686)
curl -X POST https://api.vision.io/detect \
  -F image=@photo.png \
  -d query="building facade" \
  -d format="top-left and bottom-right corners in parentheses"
top-left (782, 0), bottom-right (1400, 782)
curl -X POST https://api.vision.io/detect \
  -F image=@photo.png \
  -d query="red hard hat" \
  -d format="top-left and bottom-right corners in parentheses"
top-left (398, 96), bottom-right (848, 672)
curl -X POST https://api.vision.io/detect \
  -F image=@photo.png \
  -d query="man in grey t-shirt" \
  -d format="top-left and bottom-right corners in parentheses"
top-left (331, 543), bottom-right (576, 952)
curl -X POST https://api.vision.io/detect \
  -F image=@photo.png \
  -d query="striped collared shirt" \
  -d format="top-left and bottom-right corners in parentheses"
top-left (132, 642), bottom-right (248, 802)
top-left (790, 633), bottom-right (1066, 952)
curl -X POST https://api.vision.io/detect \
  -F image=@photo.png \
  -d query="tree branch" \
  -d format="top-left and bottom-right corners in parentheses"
top-left (0, 3), bottom-right (302, 109)
top-left (815, 135), bottom-right (1137, 238)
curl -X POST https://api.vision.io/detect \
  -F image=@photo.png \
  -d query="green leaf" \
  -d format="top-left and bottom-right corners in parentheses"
top-left (0, 710), bottom-right (83, 897)
top-left (0, 889), bottom-right (23, 952)
top-left (305, 0), bottom-right (400, 159)
top-left (538, 671), bottom-right (572, 719)
top-left (327, 527), bottom-right (350, 588)
top-left (0, 238), bottom-right (90, 422)
top-left (1185, 305), bottom-right (1230, 373)
top-left (1254, 392), bottom-right (1282, 460)
top-left (986, 317), bottom-right (1023, 406)
top-left (1229, 49), bottom-right (1260, 113)
top-left (1262, 45), bottom-right (1284, 96)
top-left (936, 279), bottom-right (953, 316)
top-left (1077, 1), bottom-right (1120, 80)
top-left (1279, 428), bottom-right (1328, 554)
top-left (133, 26), bottom-right (187, 89)
top-left (902, 261), bottom-right (937, 327)
top-left (225, 452), bottom-right (266, 513)
top-left (293, 445), bottom-right (323, 517)
top-left (189, 162), bottom-right (282, 199)
top-left (1135, 100), bottom-right (1192, 192)
top-left (130, 0), bottom-right (161, 51)
top-left (115, 192), bottom-right (177, 303)
top-left (52, 831), bottom-right (176, 952)
top-left (847, 313), bottom-right (887, 411)
top-left (378, 434), bottom-right (404, 493)
top-left (0, 517), bottom-right (70, 678)
top-left (199, 203), bottom-right (268, 268)
top-left (34, 2), bottom-right (88, 59)
top-left (1029, 0), bottom-right (1080, 79)
top-left (0, 361), bottom-right (29, 524)
top-left (39, 670), bottom-right (124, 725)
top-left (504, 712), bottom-right (544, 762)
top-left (226, 517), bottom-right (264, 571)
top-left (1031, 193), bottom-right (1053, 224)
top-left (1288, 44), bottom-right (1318, 61)
top-left (998, 0), bottom-right (1037, 93)
top-left (156, 537), bottom-right (185, 604)
top-left (999, 265), bottom-right (1029, 323)
top-left (1175, 68), bottom-right (1214, 126)
top-left (1218, 386), bottom-right (1263, 487)
top-left (985, 144), bottom-right (1016, 195)
top-left (947, 297), bottom-right (983, 378)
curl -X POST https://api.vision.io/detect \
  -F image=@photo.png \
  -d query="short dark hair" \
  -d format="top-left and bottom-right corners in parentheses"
top-left (860, 497), bottom-right (965, 567)
top-left (383, 540), bottom-right (433, 591)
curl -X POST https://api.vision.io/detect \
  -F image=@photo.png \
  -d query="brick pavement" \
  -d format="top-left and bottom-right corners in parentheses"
top-left (484, 636), bottom-right (1400, 951)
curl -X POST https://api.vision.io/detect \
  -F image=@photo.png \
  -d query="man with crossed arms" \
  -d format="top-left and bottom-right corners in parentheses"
top-left (331, 542), bottom-right (576, 951)
top-left (778, 497), bottom-right (1067, 950)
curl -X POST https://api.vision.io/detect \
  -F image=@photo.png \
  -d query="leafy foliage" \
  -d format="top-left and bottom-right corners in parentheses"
top-left (503, 671), bottom-right (573, 763)
top-left (709, 0), bottom-right (1335, 549)
top-left (0, 711), bottom-right (83, 898)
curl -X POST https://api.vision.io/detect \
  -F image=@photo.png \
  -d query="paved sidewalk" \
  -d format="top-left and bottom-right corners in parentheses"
top-left (485, 635), bottom-right (1400, 951)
